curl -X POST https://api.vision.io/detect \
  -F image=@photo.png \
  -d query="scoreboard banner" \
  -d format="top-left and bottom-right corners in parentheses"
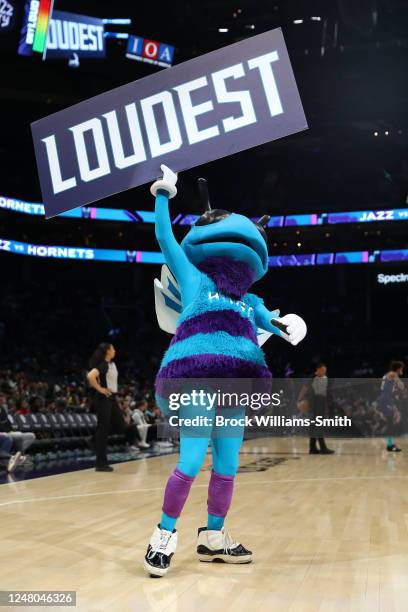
top-left (31, 27), bottom-right (308, 217)
top-left (18, 4), bottom-right (105, 57)
top-left (2, 195), bottom-right (408, 229)
top-left (46, 11), bottom-right (105, 59)
top-left (1, 237), bottom-right (408, 267)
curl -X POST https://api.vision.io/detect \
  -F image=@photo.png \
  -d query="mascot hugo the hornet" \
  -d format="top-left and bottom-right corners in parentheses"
top-left (144, 165), bottom-right (307, 577)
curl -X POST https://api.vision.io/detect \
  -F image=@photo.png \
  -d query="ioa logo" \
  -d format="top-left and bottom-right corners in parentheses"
top-left (126, 35), bottom-right (175, 68)
top-left (0, 0), bottom-right (14, 29)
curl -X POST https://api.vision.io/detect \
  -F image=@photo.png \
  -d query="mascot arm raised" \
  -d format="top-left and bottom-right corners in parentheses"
top-left (151, 165), bottom-right (200, 302)
top-left (253, 302), bottom-right (307, 347)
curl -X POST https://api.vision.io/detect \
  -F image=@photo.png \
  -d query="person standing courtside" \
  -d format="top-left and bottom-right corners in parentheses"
top-left (87, 343), bottom-right (125, 472)
top-left (298, 362), bottom-right (335, 455)
top-left (378, 360), bottom-right (405, 452)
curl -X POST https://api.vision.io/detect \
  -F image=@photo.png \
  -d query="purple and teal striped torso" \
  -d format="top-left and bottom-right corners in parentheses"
top-left (156, 273), bottom-right (271, 396)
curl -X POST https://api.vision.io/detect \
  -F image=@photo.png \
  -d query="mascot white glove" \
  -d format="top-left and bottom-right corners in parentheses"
top-left (150, 164), bottom-right (178, 199)
top-left (275, 314), bottom-right (307, 346)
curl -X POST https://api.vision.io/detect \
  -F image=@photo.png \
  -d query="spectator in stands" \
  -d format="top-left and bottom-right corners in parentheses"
top-left (120, 398), bottom-right (143, 452)
top-left (0, 432), bottom-right (12, 461)
top-left (146, 403), bottom-right (174, 448)
top-left (0, 393), bottom-right (35, 466)
top-left (16, 399), bottom-right (30, 414)
top-left (0, 433), bottom-right (21, 473)
top-left (131, 400), bottom-right (151, 448)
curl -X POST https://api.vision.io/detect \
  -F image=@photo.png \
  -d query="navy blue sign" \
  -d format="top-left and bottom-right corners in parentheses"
top-left (46, 11), bottom-right (105, 59)
top-left (31, 28), bottom-right (308, 218)
top-left (18, 0), bottom-right (39, 56)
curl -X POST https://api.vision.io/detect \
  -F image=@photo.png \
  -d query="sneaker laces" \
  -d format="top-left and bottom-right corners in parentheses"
top-left (222, 529), bottom-right (238, 554)
top-left (148, 530), bottom-right (172, 558)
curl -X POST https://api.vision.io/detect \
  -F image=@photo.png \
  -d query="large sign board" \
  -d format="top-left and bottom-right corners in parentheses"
top-left (18, 4), bottom-right (104, 57)
top-left (46, 11), bottom-right (105, 59)
top-left (31, 28), bottom-right (308, 217)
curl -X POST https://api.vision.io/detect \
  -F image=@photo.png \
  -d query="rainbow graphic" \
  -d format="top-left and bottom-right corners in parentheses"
top-left (32, 0), bottom-right (53, 54)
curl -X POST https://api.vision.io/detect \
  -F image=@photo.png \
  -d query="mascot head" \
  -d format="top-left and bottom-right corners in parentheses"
top-left (180, 179), bottom-right (270, 298)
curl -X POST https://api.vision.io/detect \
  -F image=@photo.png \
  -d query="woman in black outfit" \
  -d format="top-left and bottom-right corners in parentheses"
top-left (87, 343), bottom-right (125, 472)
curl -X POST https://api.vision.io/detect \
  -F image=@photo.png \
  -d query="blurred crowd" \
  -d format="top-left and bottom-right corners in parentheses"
top-left (0, 368), bottom-right (162, 426)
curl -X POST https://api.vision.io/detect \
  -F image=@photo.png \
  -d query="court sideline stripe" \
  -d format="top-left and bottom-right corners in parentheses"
top-left (1, 474), bottom-right (408, 508)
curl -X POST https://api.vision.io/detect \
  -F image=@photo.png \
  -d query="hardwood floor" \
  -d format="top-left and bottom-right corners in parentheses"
top-left (1, 437), bottom-right (408, 611)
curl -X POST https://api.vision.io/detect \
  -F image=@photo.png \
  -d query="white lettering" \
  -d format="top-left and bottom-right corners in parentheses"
top-left (174, 77), bottom-right (219, 144)
top-left (78, 23), bottom-right (87, 50)
top-left (41, 135), bottom-right (77, 194)
top-left (141, 91), bottom-right (182, 157)
top-left (144, 41), bottom-right (158, 58)
top-left (378, 272), bottom-right (408, 285)
top-left (56, 20), bottom-right (69, 50)
top-left (103, 104), bottom-right (147, 169)
top-left (212, 63), bottom-right (257, 132)
top-left (69, 118), bottom-right (110, 183)
top-left (160, 46), bottom-right (172, 63)
top-left (96, 26), bottom-right (103, 51)
top-left (248, 51), bottom-right (283, 117)
top-left (87, 25), bottom-right (97, 51)
top-left (46, 20), bottom-right (57, 49)
top-left (68, 21), bottom-right (79, 50)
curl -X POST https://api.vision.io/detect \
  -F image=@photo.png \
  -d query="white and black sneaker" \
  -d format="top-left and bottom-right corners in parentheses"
top-left (7, 451), bottom-right (22, 473)
top-left (197, 527), bottom-right (253, 564)
top-left (144, 525), bottom-right (178, 577)
top-left (387, 444), bottom-right (402, 452)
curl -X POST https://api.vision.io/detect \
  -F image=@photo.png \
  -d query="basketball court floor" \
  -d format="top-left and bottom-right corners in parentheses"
top-left (1, 437), bottom-right (408, 611)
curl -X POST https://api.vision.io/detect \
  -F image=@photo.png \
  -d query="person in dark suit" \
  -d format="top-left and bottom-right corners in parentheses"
top-left (298, 362), bottom-right (335, 455)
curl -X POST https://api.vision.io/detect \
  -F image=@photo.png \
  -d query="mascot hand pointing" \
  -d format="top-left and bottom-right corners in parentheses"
top-left (151, 165), bottom-right (178, 199)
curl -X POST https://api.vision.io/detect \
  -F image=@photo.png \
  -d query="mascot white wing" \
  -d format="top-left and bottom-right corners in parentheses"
top-left (154, 265), bottom-right (182, 334)
top-left (154, 265), bottom-right (272, 346)
top-left (256, 329), bottom-right (273, 347)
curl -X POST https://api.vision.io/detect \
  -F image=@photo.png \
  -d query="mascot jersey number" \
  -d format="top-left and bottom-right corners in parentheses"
top-left (144, 165), bottom-right (307, 577)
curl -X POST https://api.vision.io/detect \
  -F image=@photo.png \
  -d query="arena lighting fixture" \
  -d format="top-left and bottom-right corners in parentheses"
top-left (385, 131), bottom-right (389, 136)
top-left (102, 18), bottom-right (132, 25)
top-left (218, 27), bottom-right (229, 32)
top-left (293, 19), bottom-right (303, 24)
top-left (104, 32), bottom-right (129, 39)
top-left (374, 131), bottom-right (379, 136)
top-left (311, 16), bottom-right (321, 21)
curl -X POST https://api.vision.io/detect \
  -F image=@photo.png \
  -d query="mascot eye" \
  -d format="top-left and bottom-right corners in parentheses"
top-left (195, 209), bottom-right (231, 226)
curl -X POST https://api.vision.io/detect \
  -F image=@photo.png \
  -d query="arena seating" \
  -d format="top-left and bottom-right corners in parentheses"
top-left (7, 411), bottom-right (125, 453)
